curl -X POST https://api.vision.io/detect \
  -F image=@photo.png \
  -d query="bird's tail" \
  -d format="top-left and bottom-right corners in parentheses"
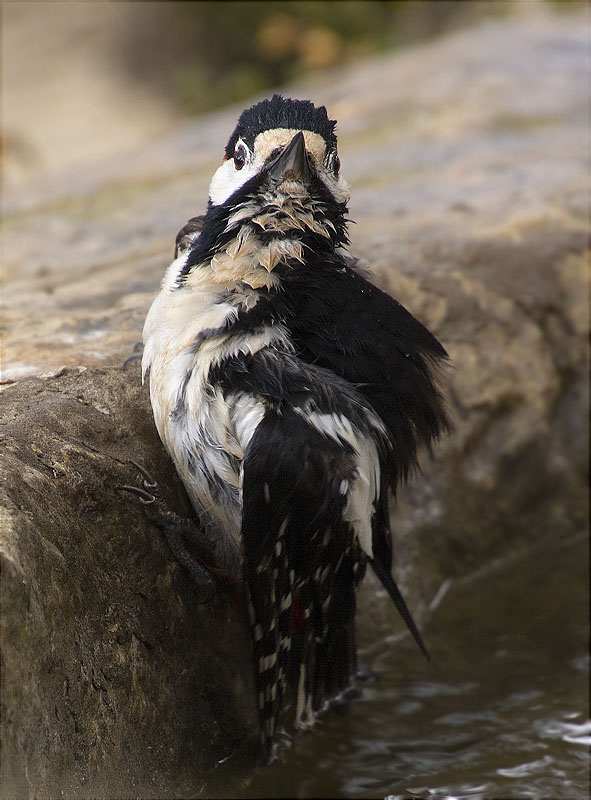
top-left (287, 545), bottom-right (363, 727)
top-left (246, 531), bottom-right (367, 754)
top-left (244, 539), bottom-right (293, 754)
top-left (369, 557), bottom-right (430, 661)
top-left (311, 549), bottom-right (361, 711)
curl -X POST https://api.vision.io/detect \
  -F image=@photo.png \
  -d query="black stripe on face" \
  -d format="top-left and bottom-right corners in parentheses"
top-left (177, 171), bottom-right (269, 284)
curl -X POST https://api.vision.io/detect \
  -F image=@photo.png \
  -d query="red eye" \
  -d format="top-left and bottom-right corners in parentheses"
top-left (234, 143), bottom-right (247, 170)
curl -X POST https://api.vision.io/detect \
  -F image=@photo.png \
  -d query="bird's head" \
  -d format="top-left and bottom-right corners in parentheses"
top-left (210, 95), bottom-right (348, 206)
top-left (207, 95), bottom-right (350, 243)
top-left (176, 96), bottom-right (351, 288)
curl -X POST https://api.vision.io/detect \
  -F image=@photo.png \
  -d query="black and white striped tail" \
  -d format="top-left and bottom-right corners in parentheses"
top-left (246, 531), bottom-right (363, 754)
top-left (244, 532), bottom-right (293, 752)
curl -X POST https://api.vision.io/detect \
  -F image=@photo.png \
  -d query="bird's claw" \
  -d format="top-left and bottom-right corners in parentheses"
top-left (117, 484), bottom-right (156, 504)
top-left (129, 460), bottom-right (159, 491)
top-left (117, 460), bottom-right (218, 603)
top-left (117, 461), bottom-right (161, 503)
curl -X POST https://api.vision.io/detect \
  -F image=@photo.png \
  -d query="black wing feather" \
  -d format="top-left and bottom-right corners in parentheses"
top-left (285, 263), bottom-right (449, 487)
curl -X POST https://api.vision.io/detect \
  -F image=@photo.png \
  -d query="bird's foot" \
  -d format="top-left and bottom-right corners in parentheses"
top-left (117, 461), bottom-right (216, 603)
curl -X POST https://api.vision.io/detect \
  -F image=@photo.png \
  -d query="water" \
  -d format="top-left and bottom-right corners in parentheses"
top-left (205, 532), bottom-right (589, 798)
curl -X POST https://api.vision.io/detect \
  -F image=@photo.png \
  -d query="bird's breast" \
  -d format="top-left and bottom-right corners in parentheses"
top-left (141, 276), bottom-right (289, 551)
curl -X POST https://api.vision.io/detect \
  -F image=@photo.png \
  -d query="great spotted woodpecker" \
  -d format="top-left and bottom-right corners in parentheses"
top-left (137, 94), bottom-right (449, 754)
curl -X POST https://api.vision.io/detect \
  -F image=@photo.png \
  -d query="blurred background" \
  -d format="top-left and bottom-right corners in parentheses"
top-left (2, 0), bottom-right (573, 190)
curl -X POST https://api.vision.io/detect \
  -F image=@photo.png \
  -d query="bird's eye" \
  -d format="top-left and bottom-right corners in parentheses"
top-left (333, 154), bottom-right (340, 176)
top-left (234, 143), bottom-right (247, 170)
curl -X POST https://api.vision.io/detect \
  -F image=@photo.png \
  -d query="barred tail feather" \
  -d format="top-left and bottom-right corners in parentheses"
top-left (287, 539), bottom-right (363, 726)
top-left (245, 535), bottom-right (294, 752)
top-left (312, 550), bottom-right (360, 710)
top-left (292, 579), bottom-right (315, 727)
top-left (245, 576), bottom-right (279, 751)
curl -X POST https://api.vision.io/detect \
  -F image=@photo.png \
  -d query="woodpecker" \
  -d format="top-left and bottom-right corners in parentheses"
top-left (139, 94), bottom-right (449, 753)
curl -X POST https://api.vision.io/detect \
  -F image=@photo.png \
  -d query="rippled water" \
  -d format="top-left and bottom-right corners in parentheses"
top-left (206, 533), bottom-right (589, 799)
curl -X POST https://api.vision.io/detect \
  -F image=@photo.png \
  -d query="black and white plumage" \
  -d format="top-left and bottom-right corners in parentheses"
top-left (142, 94), bottom-right (449, 753)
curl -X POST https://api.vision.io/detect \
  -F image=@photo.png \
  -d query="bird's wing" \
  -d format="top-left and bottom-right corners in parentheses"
top-left (284, 264), bottom-right (444, 658)
top-left (288, 264), bottom-right (449, 487)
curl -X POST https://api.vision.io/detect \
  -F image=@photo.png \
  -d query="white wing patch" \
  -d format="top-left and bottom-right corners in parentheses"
top-left (341, 434), bottom-right (381, 560)
top-left (297, 409), bottom-right (382, 559)
top-left (231, 393), bottom-right (266, 453)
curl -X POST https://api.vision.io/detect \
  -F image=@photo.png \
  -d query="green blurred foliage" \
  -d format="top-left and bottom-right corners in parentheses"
top-left (119, 1), bottom-right (553, 115)
top-left (168, 0), bottom-right (398, 112)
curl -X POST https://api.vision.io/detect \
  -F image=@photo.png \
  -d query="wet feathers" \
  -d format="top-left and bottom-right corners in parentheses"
top-left (142, 95), bottom-right (449, 753)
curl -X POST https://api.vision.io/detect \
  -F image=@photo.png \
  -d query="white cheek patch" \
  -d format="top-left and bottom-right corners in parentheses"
top-left (209, 158), bottom-right (260, 207)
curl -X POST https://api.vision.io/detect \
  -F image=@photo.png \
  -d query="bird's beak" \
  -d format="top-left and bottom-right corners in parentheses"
top-left (268, 131), bottom-right (312, 183)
